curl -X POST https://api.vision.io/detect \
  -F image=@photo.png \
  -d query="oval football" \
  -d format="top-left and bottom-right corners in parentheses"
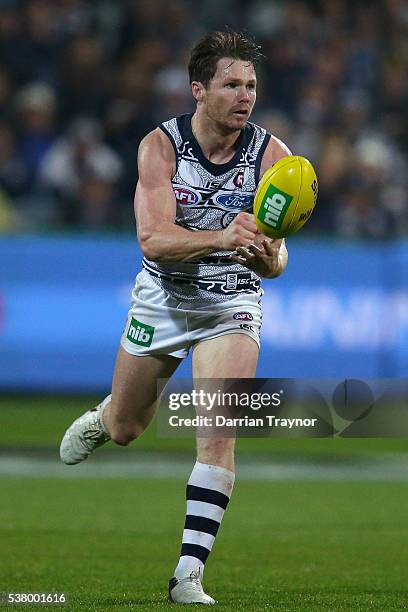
top-left (253, 155), bottom-right (318, 238)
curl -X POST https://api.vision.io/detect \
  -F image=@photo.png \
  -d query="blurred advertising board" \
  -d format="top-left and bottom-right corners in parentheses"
top-left (0, 236), bottom-right (407, 391)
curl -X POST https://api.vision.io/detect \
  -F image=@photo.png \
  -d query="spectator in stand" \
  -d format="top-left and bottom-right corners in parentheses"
top-left (0, 121), bottom-right (30, 198)
top-left (0, 65), bottom-right (13, 123)
top-left (1, 0), bottom-right (62, 85)
top-left (78, 173), bottom-right (121, 230)
top-left (0, 0), bottom-right (406, 237)
top-left (14, 82), bottom-right (57, 184)
top-left (39, 116), bottom-right (123, 227)
top-left (59, 34), bottom-right (111, 121)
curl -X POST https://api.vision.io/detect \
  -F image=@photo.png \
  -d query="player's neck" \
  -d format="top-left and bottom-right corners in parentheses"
top-left (191, 112), bottom-right (241, 164)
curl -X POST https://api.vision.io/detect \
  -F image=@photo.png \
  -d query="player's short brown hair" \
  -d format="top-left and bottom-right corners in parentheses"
top-left (188, 30), bottom-right (263, 87)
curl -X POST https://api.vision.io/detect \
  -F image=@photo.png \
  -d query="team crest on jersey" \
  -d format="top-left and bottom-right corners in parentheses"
top-left (215, 193), bottom-right (253, 211)
top-left (221, 211), bottom-right (237, 228)
top-left (233, 169), bottom-right (245, 188)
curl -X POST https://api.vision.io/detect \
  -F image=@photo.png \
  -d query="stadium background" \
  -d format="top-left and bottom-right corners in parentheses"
top-left (1, 1), bottom-right (408, 610)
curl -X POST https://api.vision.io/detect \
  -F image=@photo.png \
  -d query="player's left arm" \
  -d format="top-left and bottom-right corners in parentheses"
top-left (230, 136), bottom-right (291, 278)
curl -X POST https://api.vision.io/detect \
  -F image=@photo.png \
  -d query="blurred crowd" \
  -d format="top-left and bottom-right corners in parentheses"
top-left (0, 0), bottom-right (407, 238)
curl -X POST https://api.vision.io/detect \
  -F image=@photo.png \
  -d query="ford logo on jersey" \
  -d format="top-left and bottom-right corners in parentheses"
top-left (174, 186), bottom-right (200, 205)
top-left (215, 193), bottom-right (253, 211)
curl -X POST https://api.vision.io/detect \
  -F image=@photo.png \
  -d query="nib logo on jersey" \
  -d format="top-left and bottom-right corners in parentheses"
top-left (259, 184), bottom-right (293, 230)
top-left (127, 317), bottom-right (155, 347)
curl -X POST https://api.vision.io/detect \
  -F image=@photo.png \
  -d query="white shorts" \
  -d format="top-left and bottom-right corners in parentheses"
top-left (120, 270), bottom-right (262, 359)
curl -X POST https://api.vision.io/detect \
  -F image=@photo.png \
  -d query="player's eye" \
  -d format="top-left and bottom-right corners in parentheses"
top-left (226, 82), bottom-right (237, 88)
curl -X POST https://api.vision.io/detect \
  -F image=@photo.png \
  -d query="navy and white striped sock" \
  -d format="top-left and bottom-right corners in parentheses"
top-left (174, 461), bottom-right (235, 579)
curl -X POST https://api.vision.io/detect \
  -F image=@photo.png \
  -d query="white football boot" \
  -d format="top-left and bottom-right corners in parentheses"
top-left (60, 396), bottom-right (111, 465)
top-left (168, 568), bottom-right (215, 605)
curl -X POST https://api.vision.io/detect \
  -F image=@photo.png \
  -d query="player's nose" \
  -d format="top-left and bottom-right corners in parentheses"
top-left (237, 86), bottom-right (251, 102)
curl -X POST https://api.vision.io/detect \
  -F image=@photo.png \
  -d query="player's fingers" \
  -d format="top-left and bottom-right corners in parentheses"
top-left (237, 212), bottom-right (255, 222)
top-left (236, 246), bottom-right (256, 259)
top-left (236, 212), bottom-right (258, 233)
top-left (243, 220), bottom-right (258, 234)
top-left (262, 239), bottom-right (280, 256)
top-left (229, 254), bottom-right (248, 265)
top-left (247, 243), bottom-right (265, 255)
top-left (228, 226), bottom-right (255, 247)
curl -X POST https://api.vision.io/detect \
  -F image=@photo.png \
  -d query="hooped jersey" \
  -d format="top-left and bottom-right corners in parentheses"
top-left (142, 113), bottom-right (271, 303)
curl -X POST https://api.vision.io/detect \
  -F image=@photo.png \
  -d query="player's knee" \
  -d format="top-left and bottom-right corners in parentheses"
top-left (109, 422), bottom-right (145, 446)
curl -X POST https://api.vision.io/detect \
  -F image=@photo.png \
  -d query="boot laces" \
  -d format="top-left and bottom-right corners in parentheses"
top-left (183, 569), bottom-right (203, 593)
top-left (80, 411), bottom-right (107, 449)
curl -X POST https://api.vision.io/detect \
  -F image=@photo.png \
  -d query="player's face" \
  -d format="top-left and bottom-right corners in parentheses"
top-left (203, 58), bottom-right (257, 131)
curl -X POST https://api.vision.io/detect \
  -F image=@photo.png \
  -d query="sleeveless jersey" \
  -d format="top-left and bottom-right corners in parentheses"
top-left (142, 113), bottom-right (271, 304)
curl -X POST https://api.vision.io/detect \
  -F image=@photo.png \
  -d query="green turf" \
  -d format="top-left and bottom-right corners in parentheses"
top-left (1, 477), bottom-right (407, 611)
top-left (1, 395), bottom-right (408, 458)
top-left (2, 395), bottom-right (408, 609)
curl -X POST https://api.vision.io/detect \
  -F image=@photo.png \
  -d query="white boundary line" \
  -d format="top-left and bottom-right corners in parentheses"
top-left (1, 453), bottom-right (408, 481)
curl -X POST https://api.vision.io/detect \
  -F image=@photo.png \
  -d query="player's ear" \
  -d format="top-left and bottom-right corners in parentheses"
top-left (191, 81), bottom-right (205, 103)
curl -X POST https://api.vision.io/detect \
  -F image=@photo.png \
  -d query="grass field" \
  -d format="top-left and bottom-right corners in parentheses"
top-left (1, 395), bottom-right (408, 611)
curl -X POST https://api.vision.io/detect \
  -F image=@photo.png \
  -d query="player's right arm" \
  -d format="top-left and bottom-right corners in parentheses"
top-left (135, 129), bottom-right (257, 262)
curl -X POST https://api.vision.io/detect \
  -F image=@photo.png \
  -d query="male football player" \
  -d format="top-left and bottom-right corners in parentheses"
top-left (60, 30), bottom-right (290, 605)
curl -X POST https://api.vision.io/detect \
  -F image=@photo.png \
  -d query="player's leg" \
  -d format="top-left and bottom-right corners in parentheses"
top-left (169, 334), bottom-right (258, 604)
top-left (104, 346), bottom-right (181, 444)
top-left (60, 346), bottom-right (181, 464)
top-left (193, 333), bottom-right (258, 470)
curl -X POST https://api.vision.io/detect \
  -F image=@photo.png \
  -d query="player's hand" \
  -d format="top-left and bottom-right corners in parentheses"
top-left (230, 236), bottom-right (286, 278)
top-left (221, 212), bottom-right (258, 250)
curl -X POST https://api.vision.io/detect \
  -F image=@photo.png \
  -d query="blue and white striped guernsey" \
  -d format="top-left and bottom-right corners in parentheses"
top-left (142, 113), bottom-right (271, 304)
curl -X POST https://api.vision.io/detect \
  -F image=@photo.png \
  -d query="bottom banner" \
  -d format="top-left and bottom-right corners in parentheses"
top-left (156, 378), bottom-right (408, 438)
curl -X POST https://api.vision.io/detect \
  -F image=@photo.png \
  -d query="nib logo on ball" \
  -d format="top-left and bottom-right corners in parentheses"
top-left (253, 155), bottom-right (318, 238)
top-left (258, 184), bottom-right (293, 230)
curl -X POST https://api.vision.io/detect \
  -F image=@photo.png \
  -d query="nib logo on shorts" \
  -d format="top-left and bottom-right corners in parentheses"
top-left (127, 317), bottom-right (154, 347)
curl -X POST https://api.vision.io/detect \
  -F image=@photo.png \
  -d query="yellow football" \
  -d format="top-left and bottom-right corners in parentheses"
top-left (253, 155), bottom-right (318, 238)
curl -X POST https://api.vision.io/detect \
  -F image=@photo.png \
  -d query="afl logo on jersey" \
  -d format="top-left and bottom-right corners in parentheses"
top-left (215, 193), bottom-right (253, 211)
top-left (233, 311), bottom-right (254, 321)
top-left (174, 186), bottom-right (200, 205)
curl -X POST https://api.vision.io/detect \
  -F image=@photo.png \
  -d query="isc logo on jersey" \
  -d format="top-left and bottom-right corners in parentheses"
top-left (215, 193), bottom-right (253, 211)
top-left (174, 186), bottom-right (201, 206)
